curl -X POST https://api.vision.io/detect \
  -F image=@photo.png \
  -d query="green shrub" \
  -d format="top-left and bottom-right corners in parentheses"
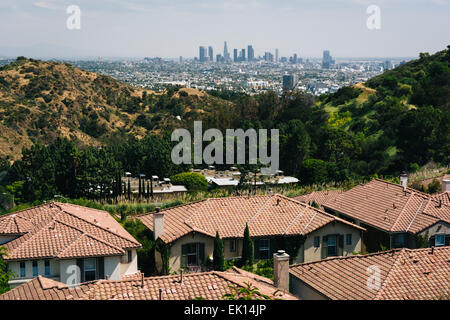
top-left (170, 172), bottom-right (208, 191)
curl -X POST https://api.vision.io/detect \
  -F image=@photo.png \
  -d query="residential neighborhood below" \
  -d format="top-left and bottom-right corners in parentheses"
top-left (0, 174), bottom-right (448, 300)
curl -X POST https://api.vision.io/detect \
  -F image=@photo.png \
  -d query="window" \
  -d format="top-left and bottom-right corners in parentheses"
top-left (346, 234), bottom-right (352, 246)
top-left (393, 234), bottom-right (405, 248)
top-left (32, 261), bottom-right (38, 277)
top-left (181, 243), bottom-right (205, 267)
top-left (313, 236), bottom-right (320, 248)
top-left (20, 262), bottom-right (26, 278)
top-left (327, 235), bottom-right (337, 256)
top-left (84, 258), bottom-right (97, 282)
top-left (229, 239), bottom-right (236, 253)
top-left (127, 250), bottom-right (132, 263)
top-left (44, 260), bottom-right (50, 276)
top-left (258, 239), bottom-right (270, 259)
top-left (435, 234), bottom-right (445, 247)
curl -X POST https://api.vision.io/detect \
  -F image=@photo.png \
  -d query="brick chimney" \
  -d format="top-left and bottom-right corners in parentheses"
top-left (153, 207), bottom-right (164, 240)
top-left (400, 172), bottom-right (408, 188)
top-left (273, 250), bottom-right (290, 292)
top-left (442, 177), bottom-right (450, 192)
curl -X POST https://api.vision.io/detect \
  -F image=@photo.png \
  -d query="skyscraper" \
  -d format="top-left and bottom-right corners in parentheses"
top-left (224, 41), bottom-right (230, 61)
top-left (208, 46), bottom-right (213, 61)
top-left (233, 49), bottom-right (238, 62)
top-left (322, 50), bottom-right (334, 69)
top-left (275, 49), bottom-right (279, 63)
top-left (199, 46), bottom-right (207, 62)
top-left (248, 45), bottom-right (254, 61)
top-left (241, 49), bottom-right (246, 62)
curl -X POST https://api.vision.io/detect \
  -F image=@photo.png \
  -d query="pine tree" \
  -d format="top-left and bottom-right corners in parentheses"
top-left (241, 223), bottom-right (254, 267)
top-left (127, 179), bottom-right (131, 200)
top-left (213, 231), bottom-right (225, 271)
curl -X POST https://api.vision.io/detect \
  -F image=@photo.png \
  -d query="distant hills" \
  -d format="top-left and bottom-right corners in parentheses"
top-left (0, 46), bottom-right (448, 179)
top-left (0, 57), bottom-right (232, 160)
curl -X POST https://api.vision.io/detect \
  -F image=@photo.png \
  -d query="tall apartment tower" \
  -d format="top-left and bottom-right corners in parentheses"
top-left (241, 49), bottom-right (246, 61)
top-left (322, 50), bottom-right (334, 69)
top-left (275, 49), bottom-right (279, 63)
top-left (199, 46), bottom-right (207, 62)
top-left (208, 46), bottom-right (213, 61)
top-left (233, 49), bottom-right (238, 62)
top-left (224, 41), bottom-right (230, 61)
top-left (248, 45), bottom-right (254, 61)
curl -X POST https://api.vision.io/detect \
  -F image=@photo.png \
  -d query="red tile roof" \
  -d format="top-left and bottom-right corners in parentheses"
top-left (290, 247), bottom-right (450, 300)
top-left (323, 179), bottom-right (450, 234)
top-left (137, 195), bottom-right (365, 244)
top-left (0, 267), bottom-right (298, 300)
top-left (292, 190), bottom-right (344, 208)
top-left (0, 202), bottom-right (141, 260)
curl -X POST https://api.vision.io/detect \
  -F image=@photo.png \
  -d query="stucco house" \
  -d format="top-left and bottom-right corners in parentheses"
top-left (322, 179), bottom-right (450, 252)
top-left (0, 202), bottom-right (141, 287)
top-left (289, 246), bottom-right (450, 300)
top-left (136, 194), bottom-right (365, 273)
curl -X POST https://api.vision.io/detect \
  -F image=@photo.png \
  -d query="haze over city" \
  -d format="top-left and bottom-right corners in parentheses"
top-left (0, 0), bottom-right (449, 59)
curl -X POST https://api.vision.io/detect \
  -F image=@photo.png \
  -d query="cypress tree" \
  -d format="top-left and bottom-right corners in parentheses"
top-left (213, 231), bottom-right (225, 271)
top-left (241, 223), bottom-right (254, 267)
top-left (127, 179), bottom-right (131, 200)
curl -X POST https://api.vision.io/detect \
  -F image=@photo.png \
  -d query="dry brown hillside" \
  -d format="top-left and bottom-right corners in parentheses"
top-left (0, 57), bottom-right (235, 160)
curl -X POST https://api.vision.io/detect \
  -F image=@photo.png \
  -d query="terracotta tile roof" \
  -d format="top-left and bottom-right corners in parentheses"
top-left (290, 247), bottom-right (450, 300)
top-left (292, 190), bottom-right (344, 208)
top-left (323, 179), bottom-right (450, 234)
top-left (434, 191), bottom-right (450, 207)
top-left (137, 195), bottom-right (365, 244)
top-left (1, 202), bottom-right (141, 260)
top-left (0, 267), bottom-right (298, 300)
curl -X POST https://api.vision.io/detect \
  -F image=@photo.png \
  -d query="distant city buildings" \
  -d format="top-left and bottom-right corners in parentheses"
top-left (322, 50), bottom-right (335, 69)
top-left (248, 45), bottom-right (254, 61)
top-left (282, 74), bottom-right (297, 91)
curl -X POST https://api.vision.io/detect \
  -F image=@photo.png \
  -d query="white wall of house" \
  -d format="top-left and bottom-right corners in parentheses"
top-left (8, 259), bottom-right (60, 287)
top-left (59, 259), bottom-right (77, 285)
top-left (119, 249), bottom-right (138, 277)
top-left (105, 256), bottom-right (121, 280)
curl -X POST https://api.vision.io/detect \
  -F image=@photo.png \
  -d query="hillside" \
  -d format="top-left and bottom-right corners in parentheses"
top-left (0, 57), bottom-right (234, 160)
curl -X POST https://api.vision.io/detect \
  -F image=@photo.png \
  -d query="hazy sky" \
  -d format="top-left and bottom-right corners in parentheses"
top-left (0, 0), bottom-right (449, 58)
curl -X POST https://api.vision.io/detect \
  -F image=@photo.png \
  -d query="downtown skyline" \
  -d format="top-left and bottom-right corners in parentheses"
top-left (0, 0), bottom-right (449, 59)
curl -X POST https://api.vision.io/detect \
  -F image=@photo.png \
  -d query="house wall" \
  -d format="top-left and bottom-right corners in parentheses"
top-left (167, 233), bottom-right (214, 272)
top-left (8, 259), bottom-right (60, 287)
top-left (105, 256), bottom-right (121, 280)
top-left (223, 239), bottom-right (242, 259)
top-left (419, 222), bottom-right (450, 246)
top-left (302, 222), bottom-right (362, 263)
top-left (119, 249), bottom-right (138, 277)
top-left (163, 221), bottom-right (362, 272)
top-left (59, 259), bottom-right (77, 285)
top-left (289, 274), bottom-right (328, 300)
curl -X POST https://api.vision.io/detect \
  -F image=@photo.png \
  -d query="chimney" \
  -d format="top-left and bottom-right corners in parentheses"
top-left (153, 207), bottom-right (164, 240)
top-left (442, 178), bottom-right (450, 192)
top-left (273, 250), bottom-right (290, 292)
top-left (141, 272), bottom-right (145, 288)
top-left (400, 172), bottom-right (408, 188)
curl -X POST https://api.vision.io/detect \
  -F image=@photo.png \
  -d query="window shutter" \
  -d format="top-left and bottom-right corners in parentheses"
top-left (338, 235), bottom-right (344, 256)
top-left (429, 236), bottom-right (435, 247)
top-left (76, 259), bottom-right (84, 283)
top-left (97, 257), bottom-right (104, 279)
top-left (199, 243), bottom-right (205, 264)
top-left (321, 236), bottom-right (328, 259)
top-left (181, 244), bottom-right (188, 267)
